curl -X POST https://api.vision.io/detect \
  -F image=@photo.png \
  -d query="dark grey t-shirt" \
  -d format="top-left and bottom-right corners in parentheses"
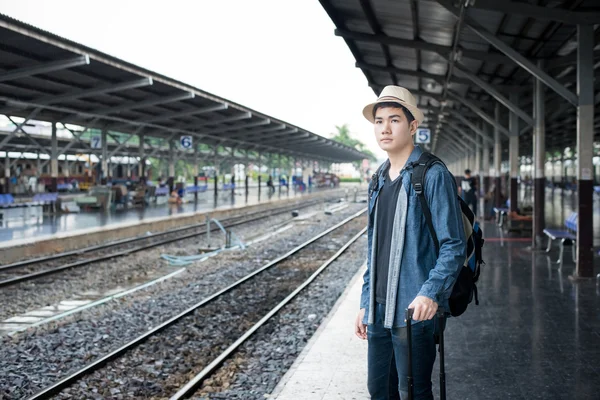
top-left (375, 175), bottom-right (403, 305)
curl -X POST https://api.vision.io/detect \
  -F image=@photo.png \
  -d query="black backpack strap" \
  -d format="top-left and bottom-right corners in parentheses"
top-left (410, 152), bottom-right (444, 255)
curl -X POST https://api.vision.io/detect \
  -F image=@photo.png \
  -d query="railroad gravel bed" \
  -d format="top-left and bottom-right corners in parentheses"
top-left (0, 203), bottom-right (365, 399)
top-left (0, 199), bottom-right (337, 321)
top-left (193, 234), bottom-right (367, 400)
top-left (51, 217), bottom-right (365, 399)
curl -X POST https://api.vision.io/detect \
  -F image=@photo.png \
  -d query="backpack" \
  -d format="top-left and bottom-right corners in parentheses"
top-left (410, 152), bottom-right (484, 317)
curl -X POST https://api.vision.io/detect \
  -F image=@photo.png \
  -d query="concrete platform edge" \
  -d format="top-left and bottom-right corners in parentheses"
top-left (0, 190), bottom-right (344, 264)
top-left (269, 264), bottom-right (365, 398)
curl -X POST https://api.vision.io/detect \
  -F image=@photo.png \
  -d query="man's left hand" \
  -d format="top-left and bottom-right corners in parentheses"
top-left (407, 296), bottom-right (438, 321)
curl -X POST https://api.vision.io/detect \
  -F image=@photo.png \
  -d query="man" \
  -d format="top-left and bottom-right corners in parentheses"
top-left (460, 169), bottom-right (478, 217)
top-left (354, 86), bottom-right (467, 400)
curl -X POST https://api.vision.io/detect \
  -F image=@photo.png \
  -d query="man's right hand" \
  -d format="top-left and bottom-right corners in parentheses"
top-left (355, 308), bottom-right (367, 340)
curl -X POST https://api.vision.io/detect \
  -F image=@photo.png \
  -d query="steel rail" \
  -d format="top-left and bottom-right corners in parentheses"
top-left (170, 225), bottom-right (367, 399)
top-left (26, 208), bottom-right (366, 400)
top-left (0, 198), bottom-right (327, 287)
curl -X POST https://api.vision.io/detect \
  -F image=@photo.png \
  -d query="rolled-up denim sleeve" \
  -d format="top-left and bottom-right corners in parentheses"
top-left (417, 166), bottom-right (467, 303)
top-left (360, 262), bottom-right (370, 309)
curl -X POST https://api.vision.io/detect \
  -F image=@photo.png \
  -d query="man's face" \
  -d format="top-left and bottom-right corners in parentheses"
top-left (374, 106), bottom-right (418, 153)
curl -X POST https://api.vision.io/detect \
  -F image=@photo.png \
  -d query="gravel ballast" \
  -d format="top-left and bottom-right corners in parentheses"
top-left (0, 203), bottom-right (366, 399)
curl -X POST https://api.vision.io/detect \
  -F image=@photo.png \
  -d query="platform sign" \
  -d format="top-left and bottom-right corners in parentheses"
top-left (415, 128), bottom-right (431, 144)
top-left (91, 135), bottom-right (102, 149)
top-left (180, 135), bottom-right (193, 149)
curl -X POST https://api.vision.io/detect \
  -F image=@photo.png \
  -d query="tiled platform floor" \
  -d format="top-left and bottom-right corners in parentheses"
top-left (272, 221), bottom-right (600, 399)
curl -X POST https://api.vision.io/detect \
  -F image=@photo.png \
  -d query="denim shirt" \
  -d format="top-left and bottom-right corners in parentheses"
top-left (361, 145), bottom-right (467, 328)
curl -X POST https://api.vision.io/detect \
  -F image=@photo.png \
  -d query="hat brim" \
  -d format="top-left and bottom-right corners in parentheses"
top-left (363, 100), bottom-right (424, 125)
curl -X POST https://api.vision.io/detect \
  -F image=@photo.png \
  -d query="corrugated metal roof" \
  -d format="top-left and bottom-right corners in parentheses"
top-left (0, 13), bottom-right (366, 163)
top-left (320, 0), bottom-right (600, 158)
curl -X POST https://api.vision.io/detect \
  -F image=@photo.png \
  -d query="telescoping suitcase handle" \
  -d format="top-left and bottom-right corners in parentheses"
top-left (405, 308), bottom-right (447, 400)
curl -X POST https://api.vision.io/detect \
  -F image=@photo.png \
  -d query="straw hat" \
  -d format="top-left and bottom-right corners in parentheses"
top-left (362, 85), bottom-right (424, 125)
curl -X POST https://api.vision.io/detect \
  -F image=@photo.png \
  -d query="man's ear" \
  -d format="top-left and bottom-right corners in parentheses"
top-left (409, 120), bottom-right (419, 135)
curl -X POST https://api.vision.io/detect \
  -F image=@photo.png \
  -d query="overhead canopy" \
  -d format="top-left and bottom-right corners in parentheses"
top-left (0, 13), bottom-right (366, 164)
top-left (320, 0), bottom-right (600, 159)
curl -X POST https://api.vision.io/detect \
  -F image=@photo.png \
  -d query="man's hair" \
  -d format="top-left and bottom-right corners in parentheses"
top-left (465, 169), bottom-right (471, 175)
top-left (372, 102), bottom-right (415, 123)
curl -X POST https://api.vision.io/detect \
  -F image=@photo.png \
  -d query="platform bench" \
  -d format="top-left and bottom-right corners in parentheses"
top-left (543, 212), bottom-right (577, 264)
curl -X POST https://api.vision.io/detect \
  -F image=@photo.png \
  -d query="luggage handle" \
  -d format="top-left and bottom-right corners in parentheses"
top-left (405, 308), bottom-right (447, 400)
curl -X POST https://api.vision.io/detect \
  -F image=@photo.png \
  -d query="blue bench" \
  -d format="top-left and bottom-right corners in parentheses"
top-left (0, 194), bottom-right (17, 208)
top-left (543, 212), bottom-right (577, 264)
top-left (222, 183), bottom-right (235, 190)
top-left (155, 186), bottom-right (170, 196)
top-left (185, 185), bottom-right (208, 194)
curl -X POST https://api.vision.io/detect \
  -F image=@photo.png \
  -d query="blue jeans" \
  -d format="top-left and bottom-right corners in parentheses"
top-left (367, 303), bottom-right (437, 400)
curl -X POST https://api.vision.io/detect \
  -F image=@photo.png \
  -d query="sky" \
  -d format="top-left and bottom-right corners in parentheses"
top-left (0, 0), bottom-right (387, 161)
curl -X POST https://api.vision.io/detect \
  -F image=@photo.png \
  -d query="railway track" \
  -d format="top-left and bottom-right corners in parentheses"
top-left (26, 208), bottom-right (367, 400)
top-left (0, 198), bottom-right (329, 288)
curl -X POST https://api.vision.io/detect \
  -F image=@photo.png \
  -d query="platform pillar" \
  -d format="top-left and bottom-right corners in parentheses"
top-left (51, 122), bottom-right (59, 192)
top-left (481, 122), bottom-right (491, 219)
top-left (533, 60), bottom-right (546, 247)
top-left (509, 92), bottom-right (520, 213)
top-left (100, 128), bottom-right (108, 185)
top-left (575, 24), bottom-right (595, 278)
top-left (475, 134), bottom-right (481, 202)
top-left (493, 103), bottom-right (502, 209)
top-left (3, 151), bottom-right (9, 194)
top-left (138, 133), bottom-right (145, 180)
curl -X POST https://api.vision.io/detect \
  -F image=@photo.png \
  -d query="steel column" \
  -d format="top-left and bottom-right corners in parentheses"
top-left (482, 122), bottom-right (491, 218)
top-left (575, 24), bottom-right (595, 278)
top-left (51, 122), bottom-right (59, 192)
top-left (493, 103), bottom-right (502, 208)
top-left (101, 129), bottom-right (108, 184)
top-left (533, 61), bottom-right (546, 247)
top-left (138, 133), bottom-right (145, 179)
top-left (509, 92), bottom-right (520, 213)
top-left (3, 151), bottom-right (9, 194)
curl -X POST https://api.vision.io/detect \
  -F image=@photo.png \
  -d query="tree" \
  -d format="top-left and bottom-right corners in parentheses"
top-left (331, 124), bottom-right (377, 171)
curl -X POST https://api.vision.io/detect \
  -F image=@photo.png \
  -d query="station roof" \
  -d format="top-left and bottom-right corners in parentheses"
top-left (0, 13), bottom-right (366, 164)
top-left (320, 0), bottom-right (600, 160)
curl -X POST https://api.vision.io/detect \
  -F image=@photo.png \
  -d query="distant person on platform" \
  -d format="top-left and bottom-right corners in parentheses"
top-left (354, 85), bottom-right (466, 400)
top-left (460, 169), bottom-right (478, 217)
top-left (266, 175), bottom-right (275, 194)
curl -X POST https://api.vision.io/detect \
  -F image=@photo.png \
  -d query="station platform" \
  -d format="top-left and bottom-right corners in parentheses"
top-left (0, 187), bottom-right (347, 263)
top-left (0, 187), bottom-right (323, 243)
top-left (272, 221), bottom-right (600, 399)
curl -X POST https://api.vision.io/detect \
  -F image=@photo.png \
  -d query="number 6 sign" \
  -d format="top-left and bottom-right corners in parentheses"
top-left (180, 135), bottom-right (193, 149)
top-left (415, 128), bottom-right (430, 144)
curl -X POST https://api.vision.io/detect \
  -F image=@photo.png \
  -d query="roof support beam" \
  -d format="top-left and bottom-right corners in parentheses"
top-left (356, 62), bottom-right (471, 86)
top-left (470, 0), bottom-right (600, 25)
top-left (143, 104), bottom-right (228, 123)
top-left (449, 112), bottom-right (494, 144)
top-left (92, 92), bottom-right (195, 115)
top-left (368, 83), bottom-right (443, 102)
top-left (453, 64), bottom-right (534, 126)
top-left (444, 120), bottom-right (479, 147)
top-left (199, 119), bottom-right (270, 136)
top-left (447, 91), bottom-right (511, 137)
top-left (436, 0), bottom-right (579, 107)
top-left (39, 78), bottom-right (153, 106)
top-left (0, 55), bottom-right (90, 83)
top-left (227, 125), bottom-right (288, 140)
top-left (335, 29), bottom-right (509, 64)
top-left (175, 112), bottom-right (251, 131)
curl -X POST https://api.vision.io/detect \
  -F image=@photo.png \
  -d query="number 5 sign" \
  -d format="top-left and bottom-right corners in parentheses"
top-left (415, 128), bottom-right (430, 144)
top-left (180, 135), bottom-right (193, 149)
